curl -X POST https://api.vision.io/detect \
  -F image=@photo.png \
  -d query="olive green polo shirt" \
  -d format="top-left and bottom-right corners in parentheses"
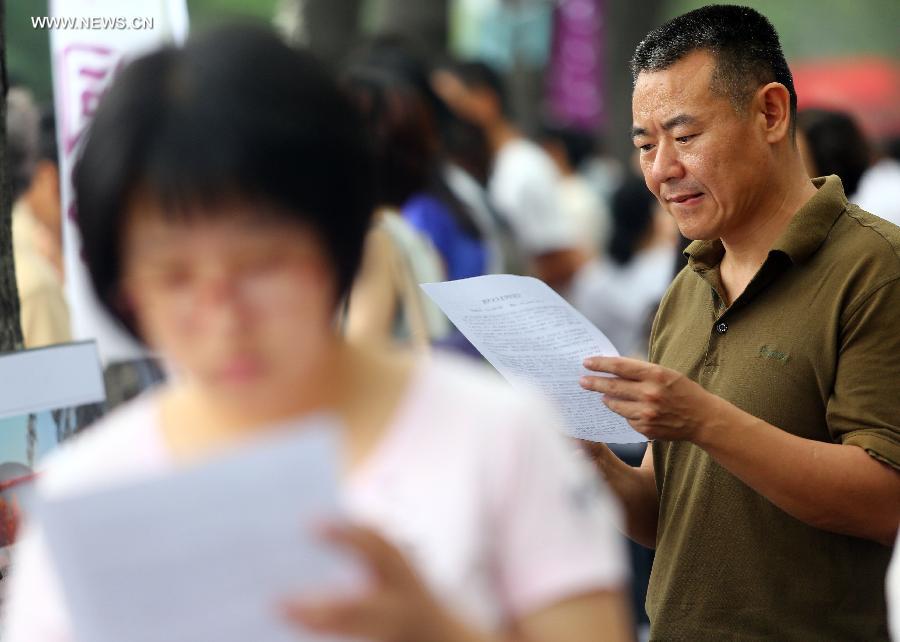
top-left (647, 176), bottom-right (900, 641)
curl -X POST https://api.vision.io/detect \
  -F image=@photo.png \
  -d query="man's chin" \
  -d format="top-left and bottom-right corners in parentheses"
top-left (667, 208), bottom-right (713, 242)
top-left (681, 232), bottom-right (719, 242)
top-left (674, 222), bottom-right (719, 242)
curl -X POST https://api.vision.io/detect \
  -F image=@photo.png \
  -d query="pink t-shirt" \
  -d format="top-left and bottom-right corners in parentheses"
top-left (2, 356), bottom-right (627, 639)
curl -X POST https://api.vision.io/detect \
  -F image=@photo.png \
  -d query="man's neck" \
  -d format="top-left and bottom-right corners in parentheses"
top-left (718, 160), bottom-right (818, 303)
top-left (721, 168), bottom-right (817, 270)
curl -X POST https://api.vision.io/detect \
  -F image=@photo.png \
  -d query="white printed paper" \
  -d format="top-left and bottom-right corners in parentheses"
top-left (37, 421), bottom-right (362, 642)
top-left (422, 275), bottom-right (646, 443)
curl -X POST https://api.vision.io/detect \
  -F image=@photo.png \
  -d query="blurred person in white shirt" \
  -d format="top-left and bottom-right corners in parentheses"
top-left (540, 124), bottom-right (612, 259)
top-left (797, 108), bottom-right (900, 227)
top-left (568, 174), bottom-right (677, 359)
top-left (434, 62), bottom-right (587, 291)
top-left (889, 531), bottom-right (900, 641)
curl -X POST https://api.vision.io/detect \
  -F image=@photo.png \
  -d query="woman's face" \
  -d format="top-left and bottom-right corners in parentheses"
top-left (119, 197), bottom-right (339, 407)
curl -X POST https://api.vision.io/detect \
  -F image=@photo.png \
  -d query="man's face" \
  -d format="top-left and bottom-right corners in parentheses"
top-left (632, 50), bottom-right (769, 241)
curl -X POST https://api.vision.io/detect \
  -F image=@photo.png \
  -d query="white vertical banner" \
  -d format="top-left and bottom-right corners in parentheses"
top-left (50, 0), bottom-right (189, 365)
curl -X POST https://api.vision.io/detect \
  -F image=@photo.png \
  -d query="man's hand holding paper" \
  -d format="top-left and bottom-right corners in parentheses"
top-left (421, 275), bottom-right (646, 444)
top-left (579, 355), bottom-right (722, 443)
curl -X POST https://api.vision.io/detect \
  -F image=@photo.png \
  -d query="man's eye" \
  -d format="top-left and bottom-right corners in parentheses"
top-left (639, 143), bottom-right (655, 152)
top-left (675, 134), bottom-right (696, 144)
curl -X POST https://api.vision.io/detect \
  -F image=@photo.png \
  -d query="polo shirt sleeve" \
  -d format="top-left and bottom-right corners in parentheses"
top-left (826, 277), bottom-right (900, 470)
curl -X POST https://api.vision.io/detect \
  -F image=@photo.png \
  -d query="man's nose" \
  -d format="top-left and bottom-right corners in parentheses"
top-left (650, 140), bottom-right (685, 185)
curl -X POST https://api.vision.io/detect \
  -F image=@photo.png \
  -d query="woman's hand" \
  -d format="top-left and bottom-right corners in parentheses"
top-left (280, 523), bottom-right (487, 642)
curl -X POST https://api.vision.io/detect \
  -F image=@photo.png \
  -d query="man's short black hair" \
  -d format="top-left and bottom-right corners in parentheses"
top-left (74, 24), bottom-right (375, 338)
top-left (631, 5), bottom-right (797, 133)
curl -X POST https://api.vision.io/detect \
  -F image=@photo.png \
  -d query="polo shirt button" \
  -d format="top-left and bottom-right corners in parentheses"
top-left (716, 322), bottom-right (728, 334)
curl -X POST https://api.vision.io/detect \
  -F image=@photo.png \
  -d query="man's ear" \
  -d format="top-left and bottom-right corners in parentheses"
top-left (756, 82), bottom-right (792, 144)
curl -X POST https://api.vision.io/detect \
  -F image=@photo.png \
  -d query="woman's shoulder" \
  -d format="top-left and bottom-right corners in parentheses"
top-left (419, 353), bottom-right (520, 402)
top-left (411, 354), bottom-right (562, 440)
top-left (35, 392), bottom-right (166, 498)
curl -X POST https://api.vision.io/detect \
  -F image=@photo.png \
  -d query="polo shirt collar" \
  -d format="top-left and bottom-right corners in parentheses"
top-left (684, 175), bottom-right (848, 271)
top-left (771, 175), bottom-right (847, 263)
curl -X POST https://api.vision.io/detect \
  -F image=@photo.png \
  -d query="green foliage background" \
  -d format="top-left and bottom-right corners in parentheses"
top-left (5, 0), bottom-right (898, 112)
top-left (5, 0), bottom-right (279, 103)
top-left (665, 0), bottom-right (900, 61)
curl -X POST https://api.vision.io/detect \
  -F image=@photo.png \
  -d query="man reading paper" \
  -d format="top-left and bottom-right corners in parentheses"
top-left (578, 5), bottom-right (900, 641)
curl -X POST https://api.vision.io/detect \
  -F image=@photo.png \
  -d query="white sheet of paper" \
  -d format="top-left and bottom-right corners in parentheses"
top-left (36, 421), bottom-right (363, 642)
top-left (422, 275), bottom-right (646, 443)
top-left (0, 341), bottom-right (105, 419)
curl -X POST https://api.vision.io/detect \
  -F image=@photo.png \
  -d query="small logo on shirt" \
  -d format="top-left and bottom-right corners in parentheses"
top-left (758, 345), bottom-right (790, 364)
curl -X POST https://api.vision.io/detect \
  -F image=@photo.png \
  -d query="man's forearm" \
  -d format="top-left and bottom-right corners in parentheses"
top-left (696, 398), bottom-right (900, 545)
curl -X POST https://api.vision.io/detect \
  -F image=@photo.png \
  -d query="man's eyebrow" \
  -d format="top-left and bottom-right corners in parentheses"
top-left (661, 114), bottom-right (696, 131)
top-left (631, 114), bottom-right (698, 140)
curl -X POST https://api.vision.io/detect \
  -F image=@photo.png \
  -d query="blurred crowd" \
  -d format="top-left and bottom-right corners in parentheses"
top-left (9, 35), bottom-right (900, 363)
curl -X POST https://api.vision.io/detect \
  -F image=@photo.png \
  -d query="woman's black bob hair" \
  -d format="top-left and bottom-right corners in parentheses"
top-left (74, 24), bottom-right (376, 336)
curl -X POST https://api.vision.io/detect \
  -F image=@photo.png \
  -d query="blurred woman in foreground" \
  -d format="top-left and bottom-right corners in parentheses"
top-left (2, 25), bottom-right (633, 642)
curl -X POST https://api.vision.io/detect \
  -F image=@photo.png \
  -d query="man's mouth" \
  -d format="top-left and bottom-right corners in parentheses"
top-left (667, 192), bottom-right (704, 205)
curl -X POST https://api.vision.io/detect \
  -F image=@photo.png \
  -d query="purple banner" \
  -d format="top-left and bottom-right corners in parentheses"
top-left (546, 0), bottom-right (607, 130)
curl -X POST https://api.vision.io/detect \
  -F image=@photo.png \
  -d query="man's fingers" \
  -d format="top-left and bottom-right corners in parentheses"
top-left (602, 397), bottom-right (648, 424)
top-left (580, 374), bottom-right (643, 400)
top-left (583, 356), bottom-right (654, 380)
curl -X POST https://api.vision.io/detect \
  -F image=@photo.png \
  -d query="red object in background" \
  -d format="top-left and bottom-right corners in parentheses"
top-left (792, 56), bottom-right (900, 139)
top-left (0, 474), bottom-right (38, 547)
